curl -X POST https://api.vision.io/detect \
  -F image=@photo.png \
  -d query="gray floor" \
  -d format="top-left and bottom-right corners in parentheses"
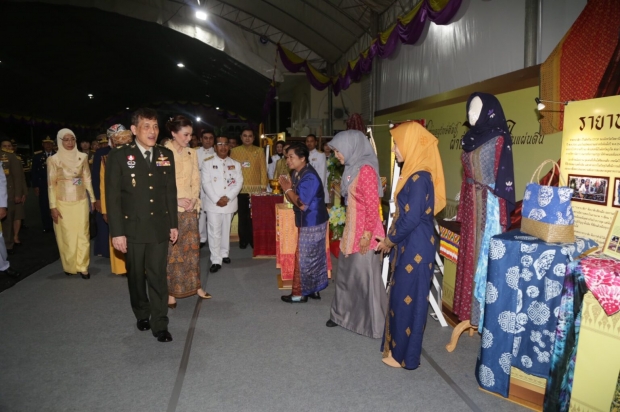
top-left (0, 245), bottom-right (527, 412)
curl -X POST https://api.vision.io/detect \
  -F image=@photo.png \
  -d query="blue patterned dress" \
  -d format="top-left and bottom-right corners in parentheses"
top-left (381, 171), bottom-right (436, 369)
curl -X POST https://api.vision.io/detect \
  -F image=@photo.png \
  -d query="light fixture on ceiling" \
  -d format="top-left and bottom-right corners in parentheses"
top-left (535, 97), bottom-right (569, 111)
top-left (177, 63), bottom-right (185, 68)
top-left (216, 106), bottom-right (220, 110)
top-left (88, 94), bottom-right (94, 99)
top-left (126, 107), bottom-right (130, 110)
top-left (196, 117), bottom-right (201, 122)
top-left (196, 11), bottom-right (207, 20)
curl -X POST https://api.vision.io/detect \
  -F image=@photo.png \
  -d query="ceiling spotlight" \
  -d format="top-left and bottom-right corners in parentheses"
top-left (216, 106), bottom-right (220, 110)
top-left (88, 94), bottom-right (94, 99)
top-left (196, 117), bottom-right (201, 121)
top-left (126, 107), bottom-right (130, 110)
top-left (196, 11), bottom-right (207, 20)
top-left (177, 63), bottom-right (185, 68)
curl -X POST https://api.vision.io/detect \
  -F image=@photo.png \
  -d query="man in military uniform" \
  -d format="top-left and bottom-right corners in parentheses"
top-left (202, 136), bottom-right (243, 272)
top-left (196, 129), bottom-right (215, 248)
top-left (230, 128), bottom-right (268, 249)
top-left (0, 139), bottom-right (27, 253)
top-left (31, 137), bottom-right (56, 232)
top-left (92, 134), bottom-right (111, 257)
top-left (0, 156), bottom-right (19, 278)
top-left (105, 108), bottom-right (178, 343)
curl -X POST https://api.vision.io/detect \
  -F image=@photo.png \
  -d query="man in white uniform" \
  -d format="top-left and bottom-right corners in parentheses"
top-left (305, 134), bottom-right (329, 200)
top-left (196, 129), bottom-right (215, 248)
top-left (202, 136), bottom-right (243, 273)
top-left (0, 160), bottom-right (19, 278)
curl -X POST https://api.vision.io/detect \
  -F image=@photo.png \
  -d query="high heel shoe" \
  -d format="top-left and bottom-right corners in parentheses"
top-left (168, 302), bottom-right (177, 309)
top-left (198, 292), bottom-right (212, 299)
top-left (81, 273), bottom-right (90, 280)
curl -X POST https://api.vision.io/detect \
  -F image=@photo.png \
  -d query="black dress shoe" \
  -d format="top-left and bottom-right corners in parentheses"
top-left (281, 294), bottom-right (308, 303)
top-left (137, 319), bottom-right (151, 331)
top-left (222, 257), bottom-right (231, 264)
top-left (64, 272), bottom-right (74, 276)
top-left (81, 273), bottom-right (90, 280)
top-left (156, 330), bottom-right (173, 342)
top-left (0, 268), bottom-right (20, 278)
top-left (326, 319), bottom-right (338, 327)
top-left (239, 243), bottom-right (247, 249)
top-left (308, 292), bottom-right (321, 300)
top-left (209, 264), bottom-right (221, 273)
top-left (200, 242), bottom-right (206, 249)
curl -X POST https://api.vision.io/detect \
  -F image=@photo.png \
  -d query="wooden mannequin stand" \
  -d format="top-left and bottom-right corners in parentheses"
top-left (445, 320), bottom-right (477, 352)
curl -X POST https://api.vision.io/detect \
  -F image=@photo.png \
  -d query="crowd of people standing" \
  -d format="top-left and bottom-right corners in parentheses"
top-left (16, 108), bottom-right (448, 370)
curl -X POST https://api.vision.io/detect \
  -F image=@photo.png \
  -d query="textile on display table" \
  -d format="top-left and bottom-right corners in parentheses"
top-left (544, 257), bottom-right (620, 412)
top-left (251, 194), bottom-right (283, 256)
top-left (475, 230), bottom-right (597, 398)
top-left (439, 223), bottom-right (460, 264)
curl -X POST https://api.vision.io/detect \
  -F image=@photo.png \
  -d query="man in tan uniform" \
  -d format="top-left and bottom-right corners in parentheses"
top-left (230, 128), bottom-right (268, 249)
top-left (0, 139), bottom-right (27, 253)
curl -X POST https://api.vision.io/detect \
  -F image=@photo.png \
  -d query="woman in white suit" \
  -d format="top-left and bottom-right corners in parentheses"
top-left (202, 136), bottom-right (243, 273)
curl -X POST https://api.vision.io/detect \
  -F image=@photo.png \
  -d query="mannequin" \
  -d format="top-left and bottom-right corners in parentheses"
top-left (447, 92), bottom-right (515, 352)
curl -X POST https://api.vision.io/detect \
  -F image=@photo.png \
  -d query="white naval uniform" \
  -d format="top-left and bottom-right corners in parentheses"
top-left (201, 155), bottom-right (243, 265)
top-left (196, 146), bottom-right (215, 243)
top-left (308, 148), bottom-right (329, 200)
top-left (267, 154), bottom-right (283, 179)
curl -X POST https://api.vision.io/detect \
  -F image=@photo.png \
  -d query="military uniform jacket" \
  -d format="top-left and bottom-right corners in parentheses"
top-left (31, 150), bottom-right (56, 189)
top-left (0, 151), bottom-right (27, 202)
top-left (105, 142), bottom-right (178, 244)
top-left (201, 155), bottom-right (243, 214)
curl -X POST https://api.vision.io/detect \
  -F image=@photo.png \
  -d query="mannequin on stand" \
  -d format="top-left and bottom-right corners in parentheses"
top-left (447, 93), bottom-right (515, 351)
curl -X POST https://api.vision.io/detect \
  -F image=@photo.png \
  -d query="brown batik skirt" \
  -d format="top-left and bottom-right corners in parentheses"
top-left (167, 211), bottom-right (201, 298)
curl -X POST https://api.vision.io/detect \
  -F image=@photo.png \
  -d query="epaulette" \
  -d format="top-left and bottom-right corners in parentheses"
top-left (204, 155), bottom-right (214, 161)
top-left (34, 150), bottom-right (42, 154)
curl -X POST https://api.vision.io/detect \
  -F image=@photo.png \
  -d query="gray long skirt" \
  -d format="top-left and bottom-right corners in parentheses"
top-left (329, 251), bottom-right (388, 339)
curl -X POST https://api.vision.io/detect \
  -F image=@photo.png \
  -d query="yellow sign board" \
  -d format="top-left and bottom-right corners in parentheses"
top-left (561, 95), bottom-right (620, 245)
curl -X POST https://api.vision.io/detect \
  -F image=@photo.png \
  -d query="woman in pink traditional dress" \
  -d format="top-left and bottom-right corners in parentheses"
top-left (325, 130), bottom-right (387, 338)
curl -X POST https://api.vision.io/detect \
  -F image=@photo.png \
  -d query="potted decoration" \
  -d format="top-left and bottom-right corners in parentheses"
top-left (328, 184), bottom-right (345, 258)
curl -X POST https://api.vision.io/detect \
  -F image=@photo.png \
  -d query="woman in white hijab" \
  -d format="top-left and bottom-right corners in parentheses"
top-left (48, 128), bottom-right (95, 279)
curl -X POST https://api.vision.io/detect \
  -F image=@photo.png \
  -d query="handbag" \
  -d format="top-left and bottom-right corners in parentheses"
top-left (89, 212), bottom-right (98, 239)
top-left (521, 159), bottom-right (575, 243)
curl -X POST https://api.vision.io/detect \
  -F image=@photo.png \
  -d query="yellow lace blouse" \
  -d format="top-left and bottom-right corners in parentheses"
top-left (47, 155), bottom-right (95, 208)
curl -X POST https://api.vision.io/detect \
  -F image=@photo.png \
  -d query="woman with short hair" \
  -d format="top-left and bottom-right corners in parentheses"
top-left (278, 143), bottom-right (329, 303)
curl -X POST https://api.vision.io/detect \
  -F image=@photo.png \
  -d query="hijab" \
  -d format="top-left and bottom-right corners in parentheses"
top-left (391, 121), bottom-right (446, 215)
top-left (329, 130), bottom-right (383, 198)
top-left (56, 128), bottom-right (82, 169)
top-left (461, 92), bottom-right (516, 216)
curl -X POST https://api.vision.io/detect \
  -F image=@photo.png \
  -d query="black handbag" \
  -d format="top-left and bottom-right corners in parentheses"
top-left (89, 212), bottom-right (98, 239)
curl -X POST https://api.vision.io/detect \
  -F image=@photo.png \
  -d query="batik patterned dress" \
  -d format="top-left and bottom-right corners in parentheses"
top-left (453, 136), bottom-right (508, 325)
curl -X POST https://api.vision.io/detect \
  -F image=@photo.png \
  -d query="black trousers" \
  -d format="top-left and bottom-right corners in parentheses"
top-left (125, 240), bottom-right (169, 334)
top-left (38, 188), bottom-right (53, 231)
top-left (237, 193), bottom-right (253, 247)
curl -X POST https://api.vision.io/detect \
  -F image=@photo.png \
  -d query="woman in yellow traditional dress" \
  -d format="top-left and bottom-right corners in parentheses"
top-left (100, 124), bottom-right (133, 276)
top-left (48, 128), bottom-right (95, 279)
top-left (165, 115), bottom-right (211, 308)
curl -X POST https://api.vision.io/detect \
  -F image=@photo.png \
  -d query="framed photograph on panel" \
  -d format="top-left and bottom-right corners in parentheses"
top-left (567, 174), bottom-right (610, 206)
top-left (602, 211), bottom-right (620, 259)
top-left (612, 178), bottom-right (620, 208)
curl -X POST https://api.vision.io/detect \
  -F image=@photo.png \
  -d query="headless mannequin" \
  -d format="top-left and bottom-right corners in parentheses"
top-left (468, 96), bottom-right (482, 126)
